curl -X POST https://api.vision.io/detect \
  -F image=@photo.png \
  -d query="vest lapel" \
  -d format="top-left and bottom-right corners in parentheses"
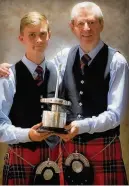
top-left (64, 46), bottom-right (80, 103)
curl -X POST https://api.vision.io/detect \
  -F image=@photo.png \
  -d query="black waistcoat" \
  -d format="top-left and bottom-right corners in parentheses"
top-left (62, 44), bottom-right (119, 142)
top-left (9, 61), bottom-right (49, 128)
top-left (9, 61), bottom-right (58, 150)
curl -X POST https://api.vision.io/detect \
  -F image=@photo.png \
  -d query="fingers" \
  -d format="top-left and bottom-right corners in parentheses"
top-left (29, 129), bottom-right (52, 142)
top-left (29, 123), bottom-right (55, 142)
top-left (0, 63), bottom-right (11, 77)
top-left (55, 133), bottom-right (73, 142)
top-left (0, 68), bottom-right (10, 77)
top-left (31, 122), bottom-right (42, 130)
top-left (56, 124), bottom-right (79, 142)
top-left (64, 124), bottom-right (72, 130)
top-left (1, 63), bottom-right (11, 68)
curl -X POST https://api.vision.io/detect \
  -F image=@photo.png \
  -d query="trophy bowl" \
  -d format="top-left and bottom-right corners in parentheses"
top-left (37, 98), bottom-right (71, 134)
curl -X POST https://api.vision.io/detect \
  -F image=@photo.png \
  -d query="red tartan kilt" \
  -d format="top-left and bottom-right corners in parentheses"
top-left (3, 142), bottom-right (59, 185)
top-left (62, 135), bottom-right (128, 185)
top-left (2, 136), bottom-right (128, 185)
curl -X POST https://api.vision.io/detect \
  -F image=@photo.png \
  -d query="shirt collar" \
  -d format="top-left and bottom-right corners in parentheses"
top-left (22, 55), bottom-right (46, 76)
top-left (79, 40), bottom-right (104, 65)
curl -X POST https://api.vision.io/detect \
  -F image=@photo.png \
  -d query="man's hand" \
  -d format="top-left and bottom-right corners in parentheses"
top-left (28, 123), bottom-right (53, 142)
top-left (0, 63), bottom-right (10, 77)
top-left (56, 121), bottom-right (79, 142)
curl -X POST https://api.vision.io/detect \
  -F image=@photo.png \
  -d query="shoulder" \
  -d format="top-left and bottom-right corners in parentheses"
top-left (45, 61), bottom-right (57, 79)
top-left (52, 48), bottom-right (71, 65)
top-left (46, 61), bottom-right (57, 76)
top-left (52, 47), bottom-right (78, 68)
top-left (55, 46), bottom-right (79, 58)
top-left (0, 64), bottom-right (16, 89)
top-left (49, 48), bottom-right (71, 74)
top-left (56, 48), bottom-right (71, 58)
top-left (8, 64), bottom-right (16, 84)
top-left (111, 51), bottom-right (129, 71)
top-left (46, 60), bottom-right (55, 69)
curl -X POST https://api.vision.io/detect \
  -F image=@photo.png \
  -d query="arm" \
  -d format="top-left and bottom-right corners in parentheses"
top-left (0, 63), bottom-right (11, 77)
top-left (0, 67), bottom-right (30, 144)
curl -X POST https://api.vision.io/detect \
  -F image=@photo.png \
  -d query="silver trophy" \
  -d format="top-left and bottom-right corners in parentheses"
top-left (38, 64), bottom-right (71, 133)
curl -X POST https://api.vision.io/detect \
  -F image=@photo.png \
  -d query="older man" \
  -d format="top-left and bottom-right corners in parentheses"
top-left (53, 2), bottom-right (129, 185)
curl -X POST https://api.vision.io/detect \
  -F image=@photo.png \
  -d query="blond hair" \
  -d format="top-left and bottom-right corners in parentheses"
top-left (20, 11), bottom-right (50, 34)
top-left (71, 2), bottom-right (104, 24)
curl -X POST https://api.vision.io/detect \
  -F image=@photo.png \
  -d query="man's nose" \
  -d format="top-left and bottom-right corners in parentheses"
top-left (36, 36), bottom-right (42, 43)
top-left (83, 22), bottom-right (90, 31)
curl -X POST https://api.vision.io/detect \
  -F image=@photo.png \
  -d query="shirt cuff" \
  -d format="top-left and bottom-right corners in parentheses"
top-left (16, 128), bottom-right (31, 143)
top-left (75, 119), bottom-right (91, 134)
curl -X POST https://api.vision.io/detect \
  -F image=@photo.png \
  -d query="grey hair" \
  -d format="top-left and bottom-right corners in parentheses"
top-left (71, 2), bottom-right (104, 23)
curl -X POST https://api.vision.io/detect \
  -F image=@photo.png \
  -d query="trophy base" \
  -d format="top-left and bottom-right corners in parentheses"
top-left (37, 126), bottom-right (68, 134)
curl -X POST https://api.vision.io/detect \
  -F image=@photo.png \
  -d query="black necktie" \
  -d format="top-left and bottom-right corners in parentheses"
top-left (35, 66), bottom-right (44, 86)
top-left (80, 54), bottom-right (91, 74)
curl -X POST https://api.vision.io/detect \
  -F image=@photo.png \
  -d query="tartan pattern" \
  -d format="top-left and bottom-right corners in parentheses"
top-left (62, 135), bottom-right (128, 185)
top-left (3, 143), bottom-right (59, 185)
top-left (3, 136), bottom-right (128, 185)
top-left (35, 66), bottom-right (44, 86)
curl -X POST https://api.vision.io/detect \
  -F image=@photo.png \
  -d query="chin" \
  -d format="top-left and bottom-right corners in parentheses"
top-left (35, 48), bottom-right (45, 52)
top-left (81, 38), bottom-right (93, 45)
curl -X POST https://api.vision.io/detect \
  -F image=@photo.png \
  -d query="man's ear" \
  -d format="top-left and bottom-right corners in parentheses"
top-left (48, 31), bottom-right (51, 40)
top-left (18, 35), bottom-right (24, 43)
top-left (69, 21), bottom-right (74, 32)
top-left (100, 20), bottom-right (104, 32)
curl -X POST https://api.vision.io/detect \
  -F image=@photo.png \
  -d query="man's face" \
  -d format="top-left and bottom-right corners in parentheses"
top-left (70, 9), bottom-right (103, 49)
top-left (19, 21), bottom-right (50, 54)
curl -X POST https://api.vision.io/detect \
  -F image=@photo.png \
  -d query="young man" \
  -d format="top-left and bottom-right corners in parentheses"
top-left (0, 12), bottom-right (61, 185)
top-left (0, 2), bottom-right (129, 185)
